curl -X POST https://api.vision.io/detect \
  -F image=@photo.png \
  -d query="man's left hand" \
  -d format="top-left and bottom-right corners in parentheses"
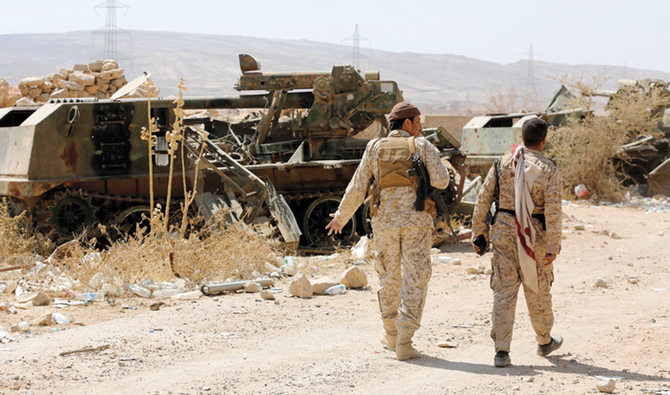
top-left (326, 214), bottom-right (344, 235)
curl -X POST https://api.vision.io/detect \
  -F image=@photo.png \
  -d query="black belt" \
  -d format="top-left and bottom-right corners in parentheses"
top-left (498, 208), bottom-right (546, 230)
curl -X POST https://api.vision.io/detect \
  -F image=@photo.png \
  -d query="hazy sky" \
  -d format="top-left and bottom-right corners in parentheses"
top-left (3, 0), bottom-right (669, 72)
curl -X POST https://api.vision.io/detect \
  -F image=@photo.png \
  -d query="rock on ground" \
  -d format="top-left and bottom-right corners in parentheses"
top-left (596, 378), bottom-right (616, 393)
top-left (340, 266), bottom-right (368, 289)
top-left (289, 271), bottom-right (313, 298)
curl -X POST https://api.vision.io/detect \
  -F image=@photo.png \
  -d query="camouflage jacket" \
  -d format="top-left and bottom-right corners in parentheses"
top-left (334, 129), bottom-right (450, 231)
top-left (472, 147), bottom-right (563, 254)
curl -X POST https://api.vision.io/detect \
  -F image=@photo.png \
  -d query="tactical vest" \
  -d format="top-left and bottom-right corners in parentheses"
top-left (377, 136), bottom-right (416, 189)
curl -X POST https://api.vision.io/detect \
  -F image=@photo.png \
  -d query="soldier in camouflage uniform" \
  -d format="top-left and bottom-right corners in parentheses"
top-left (326, 101), bottom-right (449, 361)
top-left (471, 117), bottom-right (564, 367)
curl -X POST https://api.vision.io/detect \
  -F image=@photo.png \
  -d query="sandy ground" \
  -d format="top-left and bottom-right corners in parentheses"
top-left (1, 203), bottom-right (670, 395)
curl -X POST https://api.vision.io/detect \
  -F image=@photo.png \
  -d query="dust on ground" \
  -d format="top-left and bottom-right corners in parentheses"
top-left (1, 203), bottom-right (669, 395)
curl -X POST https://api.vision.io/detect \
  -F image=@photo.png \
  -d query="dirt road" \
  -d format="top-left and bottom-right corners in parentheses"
top-left (1, 203), bottom-right (669, 394)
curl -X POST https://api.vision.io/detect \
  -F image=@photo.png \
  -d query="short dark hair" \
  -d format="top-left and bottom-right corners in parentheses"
top-left (389, 116), bottom-right (416, 131)
top-left (522, 118), bottom-right (548, 146)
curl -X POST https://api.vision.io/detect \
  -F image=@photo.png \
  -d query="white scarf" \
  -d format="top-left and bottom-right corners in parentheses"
top-left (513, 146), bottom-right (542, 293)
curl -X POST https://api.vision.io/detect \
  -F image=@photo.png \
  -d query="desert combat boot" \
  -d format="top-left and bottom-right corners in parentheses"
top-left (537, 335), bottom-right (563, 357)
top-left (380, 319), bottom-right (398, 351)
top-left (395, 330), bottom-right (419, 361)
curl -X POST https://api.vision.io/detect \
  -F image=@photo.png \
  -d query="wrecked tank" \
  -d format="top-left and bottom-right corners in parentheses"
top-left (0, 79), bottom-right (301, 249)
top-left (0, 54), bottom-right (467, 251)
top-left (186, 55), bottom-right (466, 249)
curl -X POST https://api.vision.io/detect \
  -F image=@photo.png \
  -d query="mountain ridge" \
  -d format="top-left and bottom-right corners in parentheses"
top-left (2, 30), bottom-right (669, 113)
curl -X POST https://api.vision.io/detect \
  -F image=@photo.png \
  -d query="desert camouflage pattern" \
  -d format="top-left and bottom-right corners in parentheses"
top-left (472, 147), bottom-right (563, 254)
top-left (333, 129), bottom-right (448, 342)
top-left (333, 129), bottom-right (450, 230)
top-left (489, 212), bottom-right (554, 352)
top-left (471, 147), bottom-right (562, 352)
top-left (374, 227), bottom-right (433, 339)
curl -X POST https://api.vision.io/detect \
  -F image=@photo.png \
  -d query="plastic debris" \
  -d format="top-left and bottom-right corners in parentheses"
top-left (52, 313), bottom-right (70, 325)
top-left (351, 236), bottom-right (370, 260)
top-left (172, 290), bottom-right (202, 300)
top-left (0, 327), bottom-right (13, 343)
top-left (324, 284), bottom-right (347, 295)
top-left (575, 184), bottom-right (589, 198)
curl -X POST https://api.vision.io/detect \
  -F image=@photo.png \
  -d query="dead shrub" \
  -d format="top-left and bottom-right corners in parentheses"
top-left (55, 211), bottom-right (280, 291)
top-left (547, 74), bottom-right (669, 201)
top-left (0, 198), bottom-right (53, 264)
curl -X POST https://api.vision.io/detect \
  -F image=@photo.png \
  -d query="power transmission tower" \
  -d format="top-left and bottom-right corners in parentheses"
top-left (92, 0), bottom-right (131, 62)
top-left (351, 24), bottom-right (361, 69)
top-left (342, 24), bottom-right (370, 70)
top-left (525, 44), bottom-right (536, 94)
top-left (523, 44), bottom-right (541, 109)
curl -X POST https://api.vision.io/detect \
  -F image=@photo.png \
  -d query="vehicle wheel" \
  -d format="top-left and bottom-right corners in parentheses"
top-left (356, 201), bottom-right (373, 236)
top-left (301, 196), bottom-right (356, 248)
top-left (48, 190), bottom-right (98, 239)
top-left (112, 205), bottom-right (152, 239)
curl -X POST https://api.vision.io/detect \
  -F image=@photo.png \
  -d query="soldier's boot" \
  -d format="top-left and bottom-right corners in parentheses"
top-left (537, 335), bottom-right (563, 357)
top-left (494, 351), bottom-right (511, 367)
top-left (395, 330), bottom-right (419, 361)
top-left (380, 319), bottom-right (398, 351)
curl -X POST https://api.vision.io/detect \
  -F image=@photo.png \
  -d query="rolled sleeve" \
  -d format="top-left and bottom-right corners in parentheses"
top-left (421, 142), bottom-right (450, 190)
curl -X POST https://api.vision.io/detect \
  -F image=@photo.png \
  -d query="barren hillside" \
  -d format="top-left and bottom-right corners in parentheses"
top-left (2, 30), bottom-right (670, 113)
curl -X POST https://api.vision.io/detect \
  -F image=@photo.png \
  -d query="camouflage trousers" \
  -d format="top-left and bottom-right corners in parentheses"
top-left (374, 226), bottom-right (433, 337)
top-left (490, 212), bottom-right (554, 352)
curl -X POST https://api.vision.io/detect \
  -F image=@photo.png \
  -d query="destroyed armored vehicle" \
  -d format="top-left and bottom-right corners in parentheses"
top-left (0, 54), bottom-right (467, 250)
top-left (461, 85), bottom-right (582, 175)
top-left (592, 79), bottom-right (670, 187)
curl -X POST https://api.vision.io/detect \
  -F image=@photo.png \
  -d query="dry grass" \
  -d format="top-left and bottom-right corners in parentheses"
top-left (547, 74), bottom-right (669, 201)
top-left (49, 211), bottom-right (281, 291)
top-left (0, 199), bottom-right (53, 264)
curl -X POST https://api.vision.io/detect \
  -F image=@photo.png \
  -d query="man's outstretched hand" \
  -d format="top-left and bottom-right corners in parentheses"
top-left (325, 213), bottom-right (343, 235)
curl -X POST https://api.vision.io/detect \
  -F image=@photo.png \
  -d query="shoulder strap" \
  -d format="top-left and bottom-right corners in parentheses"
top-left (408, 136), bottom-right (416, 155)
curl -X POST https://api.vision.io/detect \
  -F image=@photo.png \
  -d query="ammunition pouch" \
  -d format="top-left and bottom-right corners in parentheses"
top-left (377, 137), bottom-right (416, 189)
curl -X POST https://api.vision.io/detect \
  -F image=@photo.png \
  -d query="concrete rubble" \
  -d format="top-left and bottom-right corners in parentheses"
top-left (1, 60), bottom-right (160, 108)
